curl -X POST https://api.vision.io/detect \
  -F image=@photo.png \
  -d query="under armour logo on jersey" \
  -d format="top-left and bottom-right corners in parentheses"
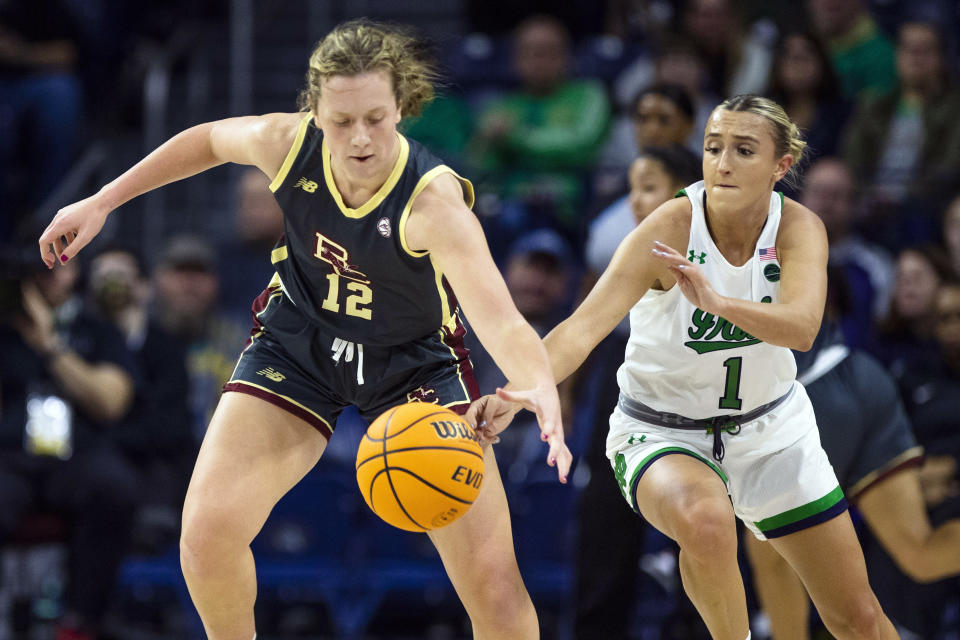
top-left (377, 217), bottom-right (392, 238)
top-left (294, 177), bottom-right (318, 193)
top-left (688, 250), bottom-right (707, 264)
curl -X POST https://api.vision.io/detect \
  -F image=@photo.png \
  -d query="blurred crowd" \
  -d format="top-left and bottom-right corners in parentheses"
top-left (2, 0), bottom-right (960, 638)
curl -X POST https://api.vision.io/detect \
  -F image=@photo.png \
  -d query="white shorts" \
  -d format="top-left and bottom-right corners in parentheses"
top-left (606, 383), bottom-right (846, 540)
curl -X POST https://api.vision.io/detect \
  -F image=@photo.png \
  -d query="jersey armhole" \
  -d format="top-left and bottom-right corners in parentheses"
top-left (398, 166), bottom-right (475, 258)
top-left (269, 114), bottom-right (312, 193)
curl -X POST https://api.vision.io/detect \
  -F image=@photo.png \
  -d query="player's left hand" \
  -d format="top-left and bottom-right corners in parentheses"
top-left (651, 240), bottom-right (723, 314)
top-left (494, 385), bottom-right (572, 484)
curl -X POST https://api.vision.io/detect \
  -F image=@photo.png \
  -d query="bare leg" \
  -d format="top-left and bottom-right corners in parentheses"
top-left (179, 393), bottom-right (327, 640)
top-left (743, 532), bottom-right (810, 640)
top-left (428, 446), bottom-right (539, 639)
top-left (770, 512), bottom-right (898, 640)
top-left (633, 455), bottom-right (749, 640)
top-left (858, 467), bottom-right (960, 582)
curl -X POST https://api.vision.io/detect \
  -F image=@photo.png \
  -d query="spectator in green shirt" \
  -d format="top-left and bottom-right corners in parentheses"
top-left (807, 0), bottom-right (897, 99)
top-left (471, 14), bottom-right (610, 235)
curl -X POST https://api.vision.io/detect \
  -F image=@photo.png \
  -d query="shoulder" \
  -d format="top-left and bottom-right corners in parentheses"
top-left (646, 194), bottom-right (693, 234)
top-left (249, 112), bottom-right (309, 153)
top-left (779, 197), bottom-right (826, 244)
top-left (411, 170), bottom-right (469, 214)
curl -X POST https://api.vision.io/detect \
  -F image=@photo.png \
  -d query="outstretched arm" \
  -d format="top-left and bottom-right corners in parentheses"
top-left (406, 173), bottom-right (572, 481)
top-left (38, 112), bottom-right (303, 266)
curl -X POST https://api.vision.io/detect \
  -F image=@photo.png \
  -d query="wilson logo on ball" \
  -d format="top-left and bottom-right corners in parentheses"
top-left (431, 420), bottom-right (481, 443)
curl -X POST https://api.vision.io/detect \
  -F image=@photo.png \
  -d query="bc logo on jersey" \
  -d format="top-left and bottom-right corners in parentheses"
top-left (314, 233), bottom-right (371, 284)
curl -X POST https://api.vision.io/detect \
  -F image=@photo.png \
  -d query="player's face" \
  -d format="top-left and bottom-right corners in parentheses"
top-left (315, 70), bottom-right (402, 181)
top-left (702, 109), bottom-right (791, 212)
top-left (628, 157), bottom-right (678, 226)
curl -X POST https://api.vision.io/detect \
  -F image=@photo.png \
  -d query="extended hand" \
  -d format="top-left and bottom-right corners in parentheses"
top-left (494, 386), bottom-right (572, 484)
top-left (651, 240), bottom-right (722, 313)
top-left (39, 193), bottom-right (111, 268)
top-left (465, 393), bottom-right (519, 446)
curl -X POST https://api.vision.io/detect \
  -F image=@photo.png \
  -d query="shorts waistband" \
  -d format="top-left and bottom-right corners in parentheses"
top-left (617, 386), bottom-right (794, 432)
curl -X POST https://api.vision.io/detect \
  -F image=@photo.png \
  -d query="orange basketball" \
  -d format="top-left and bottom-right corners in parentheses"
top-left (355, 402), bottom-right (484, 532)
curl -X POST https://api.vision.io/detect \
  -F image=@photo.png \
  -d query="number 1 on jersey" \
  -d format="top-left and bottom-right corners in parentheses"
top-left (719, 356), bottom-right (743, 410)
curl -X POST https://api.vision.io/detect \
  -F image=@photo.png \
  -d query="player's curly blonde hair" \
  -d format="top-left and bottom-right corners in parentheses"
top-left (298, 19), bottom-right (437, 119)
top-left (719, 94), bottom-right (807, 186)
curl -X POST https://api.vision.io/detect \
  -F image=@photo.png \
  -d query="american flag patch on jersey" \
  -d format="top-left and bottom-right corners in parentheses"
top-left (758, 247), bottom-right (778, 261)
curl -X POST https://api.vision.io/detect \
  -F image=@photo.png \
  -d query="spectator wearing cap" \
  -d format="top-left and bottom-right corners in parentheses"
top-left (466, 228), bottom-right (575, 397)
top-left (153, 235), bottom-right (248, 439)
top-left (465, 228), bottom-right (576, 474)
top-left (88, 243), bottom-right (195, 553)
top-left (0, 242), bottom-right (138, 640)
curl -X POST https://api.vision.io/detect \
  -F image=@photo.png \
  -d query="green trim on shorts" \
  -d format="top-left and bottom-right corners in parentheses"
top-left (628, 447), bottom-right (729, 511)
top-left (754, 485), bottom-right (845, 532)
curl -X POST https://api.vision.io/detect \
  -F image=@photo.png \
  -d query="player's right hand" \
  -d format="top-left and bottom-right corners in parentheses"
top-left (38, 194), bottom-right (111, 268)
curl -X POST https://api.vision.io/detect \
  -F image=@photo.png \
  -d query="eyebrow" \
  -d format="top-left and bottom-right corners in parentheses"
top-left (331, 107), bottom-right (387, 118)
top-left (705, 132), bottom-right (761, 143)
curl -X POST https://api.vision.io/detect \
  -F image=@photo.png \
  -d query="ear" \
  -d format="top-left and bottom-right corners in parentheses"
top-left (774, 154), bottom-right (793, 182)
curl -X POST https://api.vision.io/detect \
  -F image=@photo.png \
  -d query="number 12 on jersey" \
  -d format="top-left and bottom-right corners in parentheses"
top-left (321, 273), bottom-right (373, 320)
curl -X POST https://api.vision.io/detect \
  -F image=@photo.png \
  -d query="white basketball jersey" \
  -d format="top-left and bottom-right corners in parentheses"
top-left (616, 181), bottom-right (797, 419)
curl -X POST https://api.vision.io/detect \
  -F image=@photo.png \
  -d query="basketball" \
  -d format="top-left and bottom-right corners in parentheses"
top-left (355, 402), bottom-right (485, 532)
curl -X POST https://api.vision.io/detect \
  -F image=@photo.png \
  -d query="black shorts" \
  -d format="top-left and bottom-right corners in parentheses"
top-left (805, 350), bottom-right (922, 500)
top-left (224, 288), bottom-right (480, 439)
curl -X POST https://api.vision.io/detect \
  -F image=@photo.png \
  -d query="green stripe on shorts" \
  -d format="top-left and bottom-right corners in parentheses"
top-left (754, 485), bottom-right (845, 533)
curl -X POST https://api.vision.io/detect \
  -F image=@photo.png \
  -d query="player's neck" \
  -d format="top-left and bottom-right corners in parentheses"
top-left (704, 195), bottom-right (769, 265)
top-left (329, 137), bottom-right (400, 208)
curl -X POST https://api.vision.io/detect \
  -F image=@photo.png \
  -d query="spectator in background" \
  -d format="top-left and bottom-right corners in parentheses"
top-left (88, 244), bottom-right (195, 552)
top-left (472, 14), bottom-right (610, 247)
top-left (767, 31), bottom-right (851, 171)
top-left (679, 0), bottom-right (776, 98)
top-left (873, 244), bottom-right (952, 377)
top-left (596, 83), bottom-right (696, 202)
top-left (842, 21), bottom-right (960, 249)
top-left (944, 194), bottom-right (960, 278)
top-left (464, 228), bottom-right (575, 473)
top-left (152, 235), bottom-right (247, 439)
top-left (400, 90), bottom-right (474, 171)
top-left (0, 0), bottom-right (83, 237)
top-left (586, 144), bottom-right (701, 316)
top-left (800, 157), bottom-right (893, 347)
top-left (216, 168), bottom-right (285, 324)
top-left (806, 0), bottom-right (897, 99)
top-left (865, 281), bottom-right (960, 638)
top-left (0, 247), bottom-right (137, 640)
top-left (574, 144), bottom-right (701, 640)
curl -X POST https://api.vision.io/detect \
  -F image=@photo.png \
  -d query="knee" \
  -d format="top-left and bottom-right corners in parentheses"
top-left (670, 499), bottom-right (738, 562)
top-left (823, 594), bottom-right (883, 639)
top-left (462, 560), bottom-right (536, 633)
top-left (179, 511), bottom-right (241, 578)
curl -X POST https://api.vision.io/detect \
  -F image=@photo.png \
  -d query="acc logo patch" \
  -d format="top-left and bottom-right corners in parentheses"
top-left (763, 263), bottom-right (780, 282)
top-left (377, 217), bottom-right (392, 238)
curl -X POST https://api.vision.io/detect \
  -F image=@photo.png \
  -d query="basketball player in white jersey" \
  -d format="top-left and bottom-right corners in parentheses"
top-left (470, 95), bottom-right (898, 639)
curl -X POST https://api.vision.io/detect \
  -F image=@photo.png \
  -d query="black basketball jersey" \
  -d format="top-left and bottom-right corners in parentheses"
top-left (267, 115), bottom-right (475, 347)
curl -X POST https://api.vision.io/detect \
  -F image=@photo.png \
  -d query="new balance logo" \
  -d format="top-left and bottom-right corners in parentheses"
top-left (256, 367), bottom-right (286, 382)
top-left (294, 177), bottom-right (318, 193)
top-left (688, 250), bottom-right (707, 264)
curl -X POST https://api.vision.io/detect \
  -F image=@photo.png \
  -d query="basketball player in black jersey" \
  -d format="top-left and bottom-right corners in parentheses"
top-left (38, 19), bottom-right (571, 640)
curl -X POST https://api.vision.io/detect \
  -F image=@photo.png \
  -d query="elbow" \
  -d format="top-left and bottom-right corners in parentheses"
top-left (95, 377), bottom-right (135, 423)
top-left (792, 316), bottom-right (822, 352)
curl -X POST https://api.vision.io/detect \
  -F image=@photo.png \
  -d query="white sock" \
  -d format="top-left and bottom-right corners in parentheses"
top-left (745, 632), bottom-right (751, 640)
